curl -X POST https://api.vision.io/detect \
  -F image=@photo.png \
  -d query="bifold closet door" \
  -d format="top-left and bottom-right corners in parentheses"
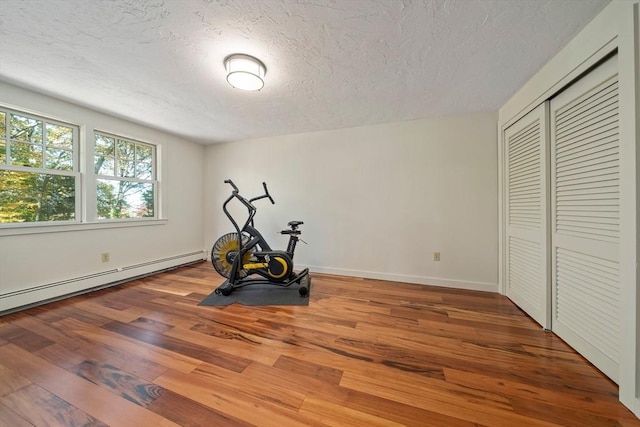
top-left (504, 103), bottom-right (550, 328)
top-left (550, 54), bottom-right (620, 382)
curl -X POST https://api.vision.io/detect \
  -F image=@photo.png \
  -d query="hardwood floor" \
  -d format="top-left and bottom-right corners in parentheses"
top-left (1, 261), bottom-right (638, 426)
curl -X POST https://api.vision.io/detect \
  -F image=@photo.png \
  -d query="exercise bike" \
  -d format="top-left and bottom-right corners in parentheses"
top-left (211, 179), bottom-right (310, 297)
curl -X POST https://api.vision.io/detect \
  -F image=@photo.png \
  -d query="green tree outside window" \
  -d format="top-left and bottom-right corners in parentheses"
top-left (0, 110), bottom-right (77, 223)
top-left (94, 132), bottom-right (155, 219)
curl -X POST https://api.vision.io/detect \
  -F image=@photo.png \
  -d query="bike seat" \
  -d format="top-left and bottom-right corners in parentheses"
top-left (288, 221), bottom-right (304, 227)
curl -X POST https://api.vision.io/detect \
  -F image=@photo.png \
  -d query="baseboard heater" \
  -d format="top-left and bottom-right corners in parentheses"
top-left (0, 250), bottom-right (206, 315)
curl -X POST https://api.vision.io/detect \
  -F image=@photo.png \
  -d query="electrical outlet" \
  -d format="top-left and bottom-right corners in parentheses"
top-left (101, 252), bottom-right (110, 263)
top-left (433, 252), bottom-right (440, 261)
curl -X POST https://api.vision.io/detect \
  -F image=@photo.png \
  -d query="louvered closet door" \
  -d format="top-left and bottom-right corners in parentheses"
top-left (505, 103), bottom-right (550, 328)
top-left (550, 54), bottom-right (619, 382)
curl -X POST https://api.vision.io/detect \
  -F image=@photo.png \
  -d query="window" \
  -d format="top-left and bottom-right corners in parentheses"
top-left (94, 131), bottom-right (156, 219)
top-left (0, 108), bottom-right (79, 223)
top-left (0, 106), bottom-right (161, 229)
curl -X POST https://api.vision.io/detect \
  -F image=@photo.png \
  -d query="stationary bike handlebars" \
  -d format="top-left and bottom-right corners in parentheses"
top-left (223, 179), bottom-right (274, 237)
top-left (263, 182), bottom-right (275, 205)
top-left (224, 179), bottom-right (274, 206)
top-left (224, 179), bottom-right (239, 193)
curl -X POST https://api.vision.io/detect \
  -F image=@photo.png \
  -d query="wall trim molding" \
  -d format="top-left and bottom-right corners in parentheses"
top-left (0, 250), bottom-right (207, 314)
top-left (301, 264), bottom-right (498, 293)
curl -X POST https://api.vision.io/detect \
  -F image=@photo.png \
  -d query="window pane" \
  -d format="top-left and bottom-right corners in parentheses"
top-left (136, 144), bottom-right (152, 162)
top-left (97, 179), bottom-right (154, 219)
top-left (118, 159), bottom-right (135, 177)
top-left (95, 134), bottom-right (115, 155)
top-left (117, 140), bottom-right (134, 159)
top-left (46, 149), bottom-right (73, 170)
top-left (10, 142), bottom-right (43, 167)
top-left (95, 156), bottom-right (114, 175)
top-left (11, 114), bottom-right (43, 143)
top-left (0, 112), bottom-right (6, 138)
top-left (47, 124), bottom-right (73, 149)
top-left (0, 170), bottom-right (75, 223)
top-left (0, 142), bottom-right (5, 163)
top-left (135, 161), bottom-right (153, 179)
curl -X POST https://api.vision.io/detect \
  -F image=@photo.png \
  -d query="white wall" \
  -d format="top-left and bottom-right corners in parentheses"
top-left (205, 111), bottom-right (498, 292)
top-left (0, 82), bottom-right (206, 311)
top-left (498, 0), bottom-right (639, 417)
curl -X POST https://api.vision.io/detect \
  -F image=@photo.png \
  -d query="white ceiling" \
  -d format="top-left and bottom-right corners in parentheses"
top-left (0, 0), bottom-right (609, 145)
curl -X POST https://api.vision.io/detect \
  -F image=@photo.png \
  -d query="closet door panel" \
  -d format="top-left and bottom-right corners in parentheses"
top-left (551, 54), bottom-right (619, 382)
top-left (505, 103), bottom-right (550, 328)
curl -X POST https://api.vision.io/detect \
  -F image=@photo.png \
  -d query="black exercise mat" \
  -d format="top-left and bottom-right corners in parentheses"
top-left (199, 282), bottom-right (309, 307)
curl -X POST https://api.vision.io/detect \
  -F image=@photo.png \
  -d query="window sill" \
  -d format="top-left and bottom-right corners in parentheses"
top-left (0, 219), bottom-right (168, 236)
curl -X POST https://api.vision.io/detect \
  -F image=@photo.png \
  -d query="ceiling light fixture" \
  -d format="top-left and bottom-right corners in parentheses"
top-left (224, 54), bottom-right (266, 91)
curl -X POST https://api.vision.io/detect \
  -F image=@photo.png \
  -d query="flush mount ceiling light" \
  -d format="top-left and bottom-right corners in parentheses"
top-left (224, 54), bottom-right (266, 91)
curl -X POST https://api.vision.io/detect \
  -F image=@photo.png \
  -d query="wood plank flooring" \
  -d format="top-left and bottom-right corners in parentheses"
top-left (1, 261), bottom-right (638, 426)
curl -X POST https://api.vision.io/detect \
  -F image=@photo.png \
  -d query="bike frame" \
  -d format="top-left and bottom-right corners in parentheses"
top-left (221, 181), bottom-right (298, 284)
top-left (214, 179), bottom-right (310, 296)
top-left (222, 193), bottom-right (271, 252)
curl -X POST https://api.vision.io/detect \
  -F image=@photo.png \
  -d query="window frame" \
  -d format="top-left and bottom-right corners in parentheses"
top-left (93, 130), bottom-right (159, 221)
top-left (0, 104), bottom-right (165, 233)
top-left (0, 106), bottom-right (81, 226)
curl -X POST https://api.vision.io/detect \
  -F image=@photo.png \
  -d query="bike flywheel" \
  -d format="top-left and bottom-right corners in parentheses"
top-left (211, 232), bottom-right (254, 278)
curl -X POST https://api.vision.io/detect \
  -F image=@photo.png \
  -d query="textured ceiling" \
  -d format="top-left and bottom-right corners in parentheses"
top-left (0, 0), bottom-right (609, 144)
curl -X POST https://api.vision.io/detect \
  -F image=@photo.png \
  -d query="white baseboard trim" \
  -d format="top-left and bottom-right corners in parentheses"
top-left (0, 250), bottom-right (207, 314)
top-left (300, 264), bottom-right (498, 293)
top-left (621, 395), bottom-right (640, 419)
